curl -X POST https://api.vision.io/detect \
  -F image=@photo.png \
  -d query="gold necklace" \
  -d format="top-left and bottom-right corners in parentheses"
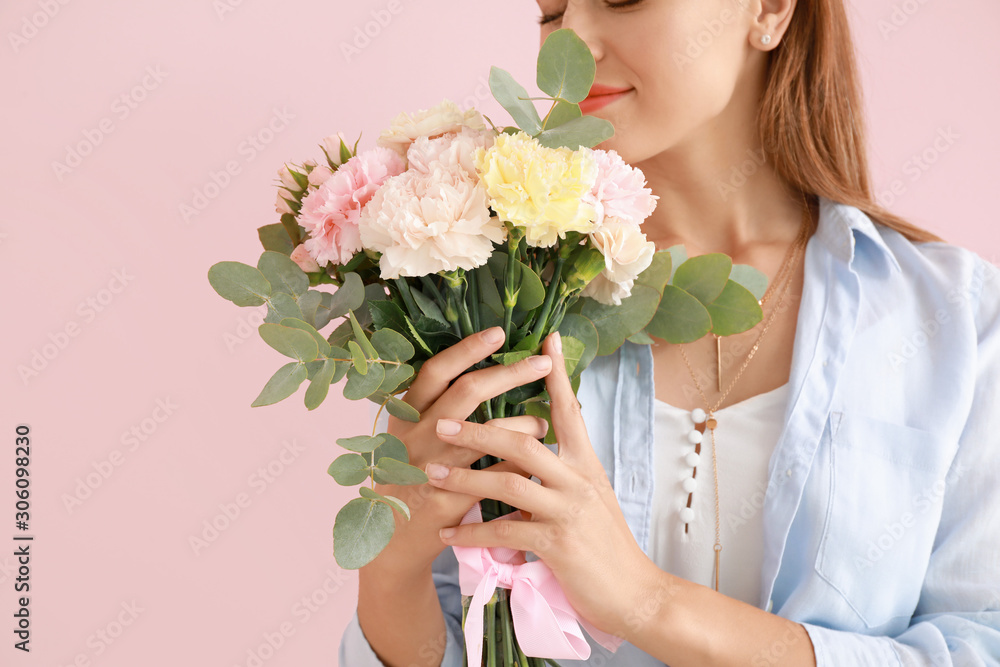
top-left (676, 194), bottom-right (815, 593)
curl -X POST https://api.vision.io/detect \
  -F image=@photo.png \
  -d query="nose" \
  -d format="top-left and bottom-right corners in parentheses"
top-left (558, 4), bottom-right (604, 62)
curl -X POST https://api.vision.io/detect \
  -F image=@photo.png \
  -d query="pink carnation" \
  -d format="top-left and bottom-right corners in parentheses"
top-left (585, 149), bottom-right (658, 227)
top-left (297, 147), bottom-right (404, 267)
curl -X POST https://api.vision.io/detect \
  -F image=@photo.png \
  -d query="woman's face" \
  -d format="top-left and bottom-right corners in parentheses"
top-left (536, 0), bottom-right (764, 164)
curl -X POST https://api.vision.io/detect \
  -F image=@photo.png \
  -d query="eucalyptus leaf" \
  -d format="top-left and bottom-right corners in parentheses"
top-left (280, 317), bottom-right (331, 357)
top-left (263, 291), bottom-right (305, 324)
top-left (305, 358), bottom-right (338, 410)
top-left (536, 115), bottom-right (614, 150)
top-left (328, 272), bottom-right (366, 320)
top-left (645, 284), bottom-right (713, 344)
top-left (359, 487), bottom-right (411, 520)
top-left (537, 28), bottom-right (597, 103)
top-left (345, 362), bottom-right (385, 399)
top-left (327, 453), bottom-right (371, 486)
top-left (258, 224), bottom-right (295, 255)
top-left (365, 432), bottom-right (410, 466)
top-left (385, 395), bottom-right (420, 422)
top-left (672, 253), bottom-right (732, 305)
top-left (729, 264), bottom-right (768, 302)
top-left (349, 310), bottom-right (379, 359)
top-left (348, 340), bottom-right (368, 374)
top-left (333, 498), bottom-right (394, 570)
top-left (378, 363), bottom-right (414, 395)
top-left (336, 434), bottom-right (384, 453)
top-left (258, 322), bottom-right (319, 362)
top-left (258, 250), bottom-right (309, 296)
top-left (665, 244), bottom-right (688, 283)
top-left (543, 100), bottom-right (582, 130)
top-left (208, 261), bottom-right (271, 307)
top-left (489, 66), bottom-right (542, 135)
top-left (251, 361), bottom-right (307, 407)
top-left (373, 457), bottom-right (428, 485)
top-left (556, 313), bottom-right (599, 377)
top-left (579, 284), bottom-right (661, 356)
top-left (371, 328), bottom-right (415, 364)
top-left (297, 290), bottom-right (323, 329)
top-left (635, 251), bottom-right (673, 295)
top-left (559, 334), bottom-right (585, 376)
top-left (706, 280), bottom-right (763, 336)
top-left (476, 264), bottom-right (505, 318)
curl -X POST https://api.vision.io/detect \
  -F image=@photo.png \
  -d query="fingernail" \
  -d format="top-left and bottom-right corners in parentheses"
top-left (426, 463), bottom-right (450, 480)
top-left (440, 527), bottom-right (456, 539)
top-left (529, 355), bottom-right (552, 371)
top-left (482, 327), bottom-right (504, 344)
top-left (552, 331), bottom-right (562, 355)
top-left (437, 419), bottom-right (462, 435)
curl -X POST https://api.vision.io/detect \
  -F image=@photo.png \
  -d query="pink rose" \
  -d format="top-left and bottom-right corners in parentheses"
top-left (297, 147), bottom-right (404, 267)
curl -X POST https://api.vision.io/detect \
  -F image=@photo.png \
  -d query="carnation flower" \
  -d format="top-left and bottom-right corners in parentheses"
top-left (358, 163), bottom-right (505, 279)
top-left (406, 127), bottom-right (494, 177)
top-left (580, 217), bottom-right (656, 306)
top-left (377, 100), bottom-right (487, 161)
top-left (585, 149), bottom-right (658, 227)
top-left (474, 132), bottom-right (599, 248)
top-left (297, 147), bottom-right (404, 267)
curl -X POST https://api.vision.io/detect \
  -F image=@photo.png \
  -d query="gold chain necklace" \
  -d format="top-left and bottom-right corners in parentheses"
top-left (676, 194), bottom-right (815, 593)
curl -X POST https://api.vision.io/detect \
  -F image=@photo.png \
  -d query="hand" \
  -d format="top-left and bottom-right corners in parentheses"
top-left (365, 326), bottom-right (556, 577)
top-left (425, 331), bottom-right (666, 640)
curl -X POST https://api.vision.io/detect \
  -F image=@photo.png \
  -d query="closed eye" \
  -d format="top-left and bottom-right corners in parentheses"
top-left (538, 0), bottom-right (645, 26)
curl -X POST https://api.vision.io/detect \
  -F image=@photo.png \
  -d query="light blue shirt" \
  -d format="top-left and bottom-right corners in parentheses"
top-left (339, 196), bottom-right (1000, 666)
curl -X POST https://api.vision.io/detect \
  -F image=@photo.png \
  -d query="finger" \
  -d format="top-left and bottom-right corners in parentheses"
top-left (402, 326), bottom-right (507, 414)
top-left (542, 331), bottom-right (591, 463)
top-left (424, 463), bottom-right (558, 520)
top-left (427, 353), bottom-right (553, 423)
top-left (439, 515), bottom-right (539, 553)
top-left (442, 415), bottom-right (550, 469)
top-left (435, 419), bottom-right (566, 488)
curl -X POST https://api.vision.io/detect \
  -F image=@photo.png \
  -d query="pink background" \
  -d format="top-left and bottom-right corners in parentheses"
top-left (2, 1), bottom-right (997, 665)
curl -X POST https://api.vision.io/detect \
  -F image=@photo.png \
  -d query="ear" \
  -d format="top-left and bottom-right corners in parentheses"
top-left (749, 0), bottom-right (797, 51)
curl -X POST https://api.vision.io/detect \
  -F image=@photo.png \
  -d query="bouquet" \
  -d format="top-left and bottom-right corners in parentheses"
top-left (208, 29), bottom-right (768, 667)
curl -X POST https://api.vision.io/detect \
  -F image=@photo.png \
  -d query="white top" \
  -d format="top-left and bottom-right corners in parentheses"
top-left (650, 382), bottom-right (791, 607)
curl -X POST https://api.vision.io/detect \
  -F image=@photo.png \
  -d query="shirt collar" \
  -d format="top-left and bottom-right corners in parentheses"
top-left (817, 195), bottom-right (902, 275)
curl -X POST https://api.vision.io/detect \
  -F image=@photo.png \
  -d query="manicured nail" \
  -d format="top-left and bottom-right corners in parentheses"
top-left (482, 327), bottom-right (504, 344)
top-left (529, 355), bottom-right (552, 371)
top-left (552, 331), bottom-right (562, 355)
top-left (426, 463), bottom-right (450, 480)
top-left (440, 527), bottom-right (456, 539)
top-left (436, 419), bottom-right (461, 435)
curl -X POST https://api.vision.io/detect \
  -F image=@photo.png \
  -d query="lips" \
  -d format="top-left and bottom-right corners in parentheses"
top-left (579, 84), bottom-right (633, 114)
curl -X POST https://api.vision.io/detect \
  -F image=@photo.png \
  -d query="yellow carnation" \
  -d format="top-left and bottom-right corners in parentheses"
top-left (474, 132), bottom-right (598, 248)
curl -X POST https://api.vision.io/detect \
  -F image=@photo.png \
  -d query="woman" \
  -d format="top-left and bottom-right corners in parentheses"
top-left (341, 0), bottom-right (1000, 665)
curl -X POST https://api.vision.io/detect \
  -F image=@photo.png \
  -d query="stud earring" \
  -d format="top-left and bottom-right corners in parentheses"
top-left (761, 34), bottom-right (772, 45)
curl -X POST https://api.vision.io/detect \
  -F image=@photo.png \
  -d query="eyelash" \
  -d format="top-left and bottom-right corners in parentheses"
top-left (538, 0), bottom-right (644, 26)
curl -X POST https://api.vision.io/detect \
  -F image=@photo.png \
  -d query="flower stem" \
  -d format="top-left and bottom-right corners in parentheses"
top-left (468, 267), bottom-right (482, 333)
top-left (502, 231), bottom-right (522, 354)
top-left (532, 256), bottom-right (565, 341)
top-left (486, 592), bottom-right (497, 667)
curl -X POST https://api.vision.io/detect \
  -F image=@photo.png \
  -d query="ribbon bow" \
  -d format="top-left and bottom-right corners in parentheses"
top-left (451, 502), bottom-right (625, 664)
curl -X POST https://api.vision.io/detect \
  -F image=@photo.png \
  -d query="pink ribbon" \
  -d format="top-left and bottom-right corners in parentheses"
top-left (451, 502), bottom-right (625, 664)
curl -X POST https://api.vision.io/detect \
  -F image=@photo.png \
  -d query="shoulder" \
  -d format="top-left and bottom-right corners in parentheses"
top-left (869, 214), bottom-right (1000, 338)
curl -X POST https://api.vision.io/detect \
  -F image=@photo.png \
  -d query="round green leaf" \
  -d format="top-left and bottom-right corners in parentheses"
top-left (259, 322), bottom-right (319, 362)
top-left (672, 254), bottom-right (732, 305)
top-left (359, 487), bottom-right (411, 520)
top-left (729, 264), bottom-right (768, 302)
top-left (345, 362), bottom-right (385, 400)
top-left (258, 250), bottom-right (309, 296)
top-left (333, 498), bottom-right (394, 569)
top-left (489, 66), bottom-right (542, 135)
top-left (373, 457), bottom-right (428, 486)
top-left (644, 284), bottom-right (713, 344)
top-left (327, 453), bottom-right (371, 486)
top-left (337, 434), bottom-right (385, 453)
top-left (580, 284), bottom-right (661, 356)
top-left (348, 340), bottom-right (368, 374)
top-left (385, 395), bottom-right (420, 422)
top-left (328, 272), bottom-right (366, 320)
top-left (706, 280), bottom-right (764, 336)
top-left (535, 115), bottom-right (614, 150)
top-left (208, 261), bottom-right (271, 307)
top-left (537, 28), bottom-right (596, 104)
